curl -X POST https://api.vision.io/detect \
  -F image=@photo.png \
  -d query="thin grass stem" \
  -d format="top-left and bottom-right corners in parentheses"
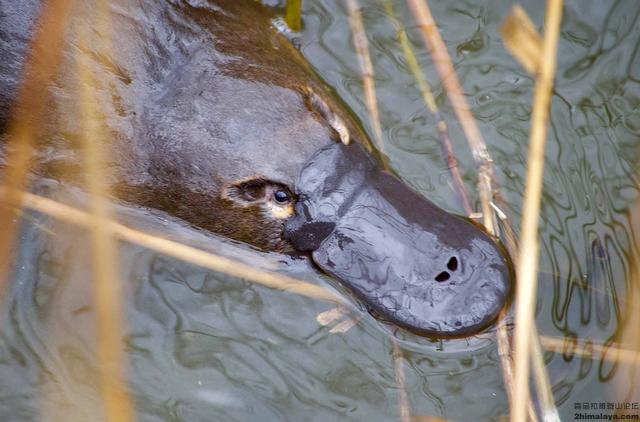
top-left (406, 0), bottom-right (497, 236)
top-left (0, 0), bottom-right (75, 301)
top-left (540, 336), bottom-right (640, 366)
top-left (531, 332), bottom-right (560, 421)
top-left (76, 8), bottom-right (134, 421)
top-left (1, 189), bottom-right (342, 303)
top-left (391, 338), bottom-right (411, 422)
top-left (496, 313), bottom-right (539, 422)
top-left (510, 1), bottom-right (563, 421)
top-left (346, 0), bottom-right (387, 165)
top-left (285, 0), bottom-right (302, 32)
top-left (382, 0), bottom-right (472, 215)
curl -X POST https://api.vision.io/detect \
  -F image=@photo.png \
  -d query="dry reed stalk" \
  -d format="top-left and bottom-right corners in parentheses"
top-left (400, 1), bottom-right (558, 419)
top-left (328, 317), bottom-right (359, 333)
top-left (496, 313), bottom-right (539, 422)
top-left (501, 6), bottom-right (543, 76)
top-left (76, 11), bottom-right (134, 422)
top-left (346, 0), bottom-right (387, 160)
top-left (510, 0), bottom-right (563, 421)
top-left (495, 201), bottom-right (520, 258)
top-left (285, 0), bottom-right (302, 32)
top-left (391, 338), bottom-right (411, 422)
top-left (406, 0), bottom-right (497, 236)
top-left (382, 0), bottom-right (472, 215)
top-left (2, 189), bottom-right (342, 303)
top-left (495, 301), bottom-right (520, 418)
top-left (0, 0), bottom-right (75, 299)
top-left (540, 336), bottom-right (640, 366)
top-left (400, 0), bottom-right (527, 415)
top-left (316, 305), bottom-right (362, 334)
top-left (612, 267), bottom-right (640, 409)
top-left (531, 333), bottom-right (560, 421)
top-left (316, 306), bottom-right (361, 333)
top-left (500, 7), bottom-right (563, 420)
top-left (316, 307), bottom-right (348, 326)
top-left (498, 209), bottom-right (557, 421)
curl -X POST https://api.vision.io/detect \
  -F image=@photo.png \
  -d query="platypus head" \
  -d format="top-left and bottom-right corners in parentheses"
top-left (193, 81), bottom-right (513, 338)
top-left (110, 0), bottom-right (513, 338)
top-left (143, 75), bottom-right (513, 337)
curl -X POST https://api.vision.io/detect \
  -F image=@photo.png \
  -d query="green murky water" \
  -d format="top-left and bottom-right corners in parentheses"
top-left (1, 0), bottom-right (640, 420)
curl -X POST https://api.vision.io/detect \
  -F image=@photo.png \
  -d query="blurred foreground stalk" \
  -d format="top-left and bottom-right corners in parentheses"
top-left (509, 1), bottom-right (563, 421)
top-left (285, 0), bottom-right (302, 31)
top-left (0, 188), bottom-right (341, 303)
top-left (0, 0), bottom-right (74, 302)
top-left (76, 4), bottom-right (134, 420)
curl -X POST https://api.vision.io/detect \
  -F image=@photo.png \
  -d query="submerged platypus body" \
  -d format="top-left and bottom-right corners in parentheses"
top-left (0, 0), bottom-right (512, 337)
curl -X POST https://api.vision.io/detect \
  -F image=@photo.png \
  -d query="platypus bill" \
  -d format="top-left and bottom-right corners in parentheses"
top-left (0, 0), bottom-right (513, 337)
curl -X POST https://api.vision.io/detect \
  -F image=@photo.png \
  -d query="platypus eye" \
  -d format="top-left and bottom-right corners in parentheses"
top-left (224, 178), bottom-right (295, 212)
top-left (273, 190), bottom-right (291, 204)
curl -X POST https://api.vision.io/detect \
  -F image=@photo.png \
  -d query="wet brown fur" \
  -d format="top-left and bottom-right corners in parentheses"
top-left (0, 0), bottom-right (370, 252)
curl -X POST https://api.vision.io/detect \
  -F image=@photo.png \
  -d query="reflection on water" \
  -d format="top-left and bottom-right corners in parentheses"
top-left (1, 0), bottom-right (640, 420)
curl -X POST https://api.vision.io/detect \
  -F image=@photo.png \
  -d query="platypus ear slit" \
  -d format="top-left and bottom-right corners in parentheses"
top-left (300, 86), bottom-right (351, 146)
top-left (223, 178), bottom-right (268, 204)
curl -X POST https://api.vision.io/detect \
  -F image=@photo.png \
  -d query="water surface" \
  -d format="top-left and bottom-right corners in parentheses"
top-left (1, 0), bottom-right (640, 420)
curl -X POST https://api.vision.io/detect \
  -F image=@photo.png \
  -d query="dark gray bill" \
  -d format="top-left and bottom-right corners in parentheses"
top-left (284, 143), bottom-right (513, 338)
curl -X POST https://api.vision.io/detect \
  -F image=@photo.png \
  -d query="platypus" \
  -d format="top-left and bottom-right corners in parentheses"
top-left (0, 0), bottom-right (512, 337)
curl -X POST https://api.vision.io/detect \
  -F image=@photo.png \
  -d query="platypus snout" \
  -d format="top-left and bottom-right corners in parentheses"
top-left (284, 143), bottom-right (513, 338)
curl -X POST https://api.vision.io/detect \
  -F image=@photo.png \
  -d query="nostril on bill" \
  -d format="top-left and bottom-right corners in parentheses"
top-left (435, 271), bottom-right (450, 282)
top-left (447, 256), bottom-right (458, 272)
